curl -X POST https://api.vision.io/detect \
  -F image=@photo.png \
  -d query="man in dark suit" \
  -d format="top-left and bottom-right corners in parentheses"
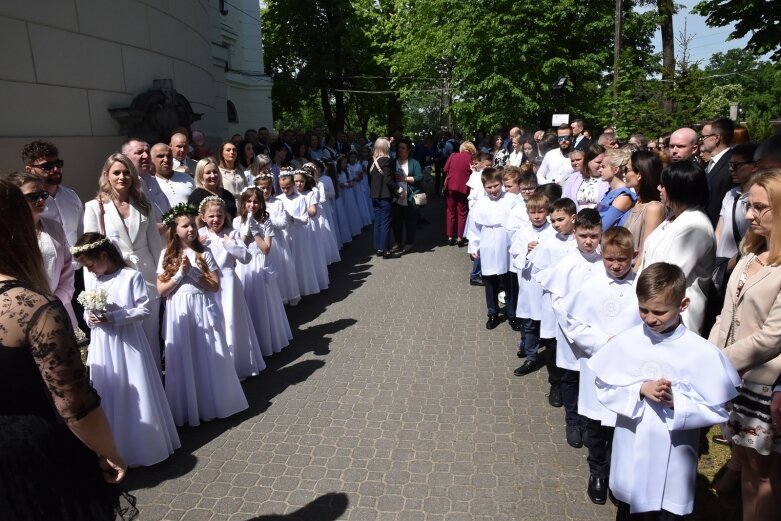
top-left (700, 117), bottom-right (735, 227)
top-left (571, 119), bottom-right (590, 151)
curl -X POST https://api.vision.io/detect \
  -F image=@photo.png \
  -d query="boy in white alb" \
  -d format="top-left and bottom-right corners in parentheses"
top-left (510, 191), bottom-right (555, 375)
top-left (467, 168), bottom-right (518, 329)
top-left (535, 208), bottom-right (603, 449)
top-left (525, 198), bottom-right (578, 406)
top-left (589, 263), bottom-right (740, 520)
top-left (550, 227), bottom-right (642, 505)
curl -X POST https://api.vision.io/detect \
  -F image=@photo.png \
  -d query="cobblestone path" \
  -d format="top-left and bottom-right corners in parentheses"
top-left (125, 197), bottom-right (616, 521)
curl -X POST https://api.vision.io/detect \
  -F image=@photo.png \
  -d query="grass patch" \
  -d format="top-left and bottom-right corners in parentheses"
top-left (691, 425), bottom-right (741, 520)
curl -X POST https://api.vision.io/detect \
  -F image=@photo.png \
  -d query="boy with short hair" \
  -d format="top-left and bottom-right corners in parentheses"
top-left (510, 192), bottom-right (555, 375)
top-left (589, 263), bottom-right (740, 519)
top-left (551, 227), bottom-right (642, 504)
top-left (535, 208), bottom-right (603, 448)
top-left (525, 198), bottom-right (578, 406)
top-left (467, 168), bottom-right (518, 329)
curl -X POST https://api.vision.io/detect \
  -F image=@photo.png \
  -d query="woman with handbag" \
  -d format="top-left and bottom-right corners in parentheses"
top-left (390, 139), bottom-right (424, 254)
top-left (369, 138), bottom-right (399, 258)
top-left (83, 153), bottom-right (164, 374)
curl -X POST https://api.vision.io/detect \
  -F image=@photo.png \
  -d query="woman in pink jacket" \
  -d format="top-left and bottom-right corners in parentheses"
top-left (443, 141), bottom-right (477, 246)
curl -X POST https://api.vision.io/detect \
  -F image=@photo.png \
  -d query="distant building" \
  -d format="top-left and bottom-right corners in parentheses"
top-left (0, 0), bottom-right (272, 197)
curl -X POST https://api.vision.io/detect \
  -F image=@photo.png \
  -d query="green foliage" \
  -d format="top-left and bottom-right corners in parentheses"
top-left (697, 84), bottom-right (743, 119)
top-left (693, 0), bottom-right (781, 60)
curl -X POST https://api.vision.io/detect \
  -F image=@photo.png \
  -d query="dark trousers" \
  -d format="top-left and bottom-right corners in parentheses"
top-left (444, 190), bottom-right (468, 238)
top-left (543, 338), bottom-right (561, 386)
top-left (470, 257), bottom-right (482, 282)
top-left (585, 420), bottom-right (614, 479)
top-left (482, 272), bottom-right (511, 316)
top-left (391, 203), bottom-right (418, 246)
top-left (522, 319), bottom-right (541, 362)
top-left (372, 198), bottom-right (392, 252)
top-left (616, 501), bottom-right (683, 521)
top-left (561, 368), bottom-right (586, 429)
top-left (504, 273), bottom-right (519, 320)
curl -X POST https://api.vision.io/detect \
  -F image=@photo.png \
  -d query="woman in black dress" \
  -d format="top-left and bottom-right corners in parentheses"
top-left (0, 179), bottom-right (136, 520)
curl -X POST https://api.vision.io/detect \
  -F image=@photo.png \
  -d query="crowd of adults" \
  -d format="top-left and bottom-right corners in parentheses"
top-left (2, 116), bottom-right (781, 520)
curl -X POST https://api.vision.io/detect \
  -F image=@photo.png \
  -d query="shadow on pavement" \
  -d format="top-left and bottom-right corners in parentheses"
top-left (243, 492), bottom-right (349, 520)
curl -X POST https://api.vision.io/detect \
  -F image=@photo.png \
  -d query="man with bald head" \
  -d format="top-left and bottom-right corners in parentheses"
top-left (170, 132), bottom-right (196, 175)
top-left (669, 127), bottom-right (699, 162)
top-left (151, 143), bottom-right (194, 207)
top-left (122, 139), bottom-right (170, 220)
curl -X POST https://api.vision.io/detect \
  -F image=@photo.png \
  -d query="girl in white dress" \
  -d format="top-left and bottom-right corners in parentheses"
top-left (347, 151), bottom-right (373, 227)
top-left (299, 165), bottom-right (341, 265)
top-left (328, 161), bottom-right (353, 246)
top-left (254, 174), bottom-right (301, 305)
top-left (310, 159), bottom-right (343, 250)
top-left (72, 232), bottom-right (179, 467)
top-left (156, 204), bottom-right (248, 426)
top-left (233, 188), bottom-right (293, 355)
top-left (279, 171), bottom-right (325, 296)
top-left (336, 156), bottom-right (363, 237)
top-left (198, 196), bottom-right (266, 378)
top-left (293, 170), bottom-right (331, 288)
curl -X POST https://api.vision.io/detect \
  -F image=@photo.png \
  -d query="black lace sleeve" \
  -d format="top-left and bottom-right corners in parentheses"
top-left (27, 298), bottom-right (101, 422)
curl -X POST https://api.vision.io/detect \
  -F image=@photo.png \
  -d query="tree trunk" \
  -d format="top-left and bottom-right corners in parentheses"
top-left (320, 87), bottom-right (336, 136)
top-left (658, 0), bottom-right (675, 114)
top-left (387, 92), bottom-right (403, 134)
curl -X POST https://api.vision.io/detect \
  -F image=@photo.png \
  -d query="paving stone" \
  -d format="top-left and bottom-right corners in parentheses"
top-left (123, 199), bottom-right (616, 520)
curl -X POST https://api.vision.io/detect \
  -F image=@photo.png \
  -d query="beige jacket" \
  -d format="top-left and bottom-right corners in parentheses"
top-left (709, 253), bottom-right (781, 385)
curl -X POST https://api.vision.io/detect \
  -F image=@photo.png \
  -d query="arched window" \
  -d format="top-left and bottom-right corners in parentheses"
top-left (227, 100), bottom-right (238, 123)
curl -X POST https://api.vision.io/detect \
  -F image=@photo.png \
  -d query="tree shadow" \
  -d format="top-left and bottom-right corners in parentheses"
top-left (243, 492), bottom-right (349, 520)
top-left (124, 358), bottom-right (326, 490)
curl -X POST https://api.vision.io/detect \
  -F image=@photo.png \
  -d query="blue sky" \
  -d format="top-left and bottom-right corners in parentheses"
top-left (650, 1), bottom-right (751, 64)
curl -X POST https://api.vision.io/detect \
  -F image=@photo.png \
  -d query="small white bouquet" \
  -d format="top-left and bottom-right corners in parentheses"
top-left (77, 288), bottom-right (108, 312)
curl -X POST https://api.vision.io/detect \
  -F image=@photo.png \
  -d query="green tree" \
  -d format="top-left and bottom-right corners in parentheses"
top-left (693, 0), bottom-right (781, 60)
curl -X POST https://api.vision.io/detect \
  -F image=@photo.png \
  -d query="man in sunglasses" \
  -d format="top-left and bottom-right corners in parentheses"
top-left (536, 123), bottom-right (575, 185)
top-left (22, 140), bottom-right (83, 250)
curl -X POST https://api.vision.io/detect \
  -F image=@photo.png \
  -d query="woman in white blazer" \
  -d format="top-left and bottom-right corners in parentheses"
top-left (83, 153), bottom-right (164, 374)
top-left (639, 160), bottom-right (715, 334)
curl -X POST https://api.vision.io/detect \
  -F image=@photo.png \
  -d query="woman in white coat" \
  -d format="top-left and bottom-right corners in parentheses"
top-left (639, 161), bottom-right (715, 334)
top-left (83, 153), bottom-right (164, 373)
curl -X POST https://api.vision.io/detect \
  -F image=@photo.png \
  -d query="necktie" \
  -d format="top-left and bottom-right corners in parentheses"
top-left (706, 159), bottom-right (714, 174)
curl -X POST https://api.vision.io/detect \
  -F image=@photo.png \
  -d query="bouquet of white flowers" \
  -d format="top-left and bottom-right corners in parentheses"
top-left (76, 288), bottom-right (108, 312)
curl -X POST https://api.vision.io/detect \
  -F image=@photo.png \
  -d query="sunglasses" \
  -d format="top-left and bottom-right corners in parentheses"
top-left (32, 159), bottom-right (64, 171)
top-left (557, 136), bottom-right (572, 142)
top-left (24, 190), bottom-right (50, 202)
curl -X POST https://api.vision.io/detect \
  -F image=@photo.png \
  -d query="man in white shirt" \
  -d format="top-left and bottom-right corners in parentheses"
top-left (536, 124), bottom-right (574, 185)
top-left (22, 140), bottom-right (83, 248)
top-left (151, 143), bottom-right (194, 207)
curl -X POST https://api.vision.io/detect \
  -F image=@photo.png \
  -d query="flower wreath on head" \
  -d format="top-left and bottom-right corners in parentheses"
top-left (254, 171), bottom-right (273, 181)
top-left (240, 186), bottom-right (262, 196)
top-left (70, 237), bottom-right (108, 256)
top-left (197, 195), bottom-right (225, 215)
top-left (162, 203), bottom-right (198, 227)
top-left (301, 163), bottom-right (318, 176)
top-left (292, 169), bottom-right (312, 179)
top-left (278, 166), bottom-right (295, 178)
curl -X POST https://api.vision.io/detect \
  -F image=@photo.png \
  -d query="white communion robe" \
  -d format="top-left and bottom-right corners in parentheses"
top-left (510, 221), bottom-right (555, 320)
top-left (536, 249), bottom-right (603, 371)
top-left (527, 233), bottom-right (577, 337)
top-left (466, 192), bottom-right (518, 276)
top-left (552, 268), bottom-right (642, 425)
top-left (588, 323), bottom-right (740, 515)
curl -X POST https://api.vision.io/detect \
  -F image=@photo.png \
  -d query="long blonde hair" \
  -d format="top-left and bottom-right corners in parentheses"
top-left (98, 153), bottom-right (151, 216)
top-left (742, 169), bottom-right (781, 265)
top-left (373, 138), bottom-right (390, 159)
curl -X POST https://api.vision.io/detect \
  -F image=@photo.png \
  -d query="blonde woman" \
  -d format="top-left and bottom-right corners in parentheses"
top-left (443, 141), bottom-right (477, 246)
top-left (369, 137), bottom-right (397, 257)
top-left (597, 147), bottom-right (636, 230)
top-left (710, 169), bottom-right (781, 521)
top-left (83, 153), bottom-right (164, 373)
top-left (187, 158), bottom-right (237, 220)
